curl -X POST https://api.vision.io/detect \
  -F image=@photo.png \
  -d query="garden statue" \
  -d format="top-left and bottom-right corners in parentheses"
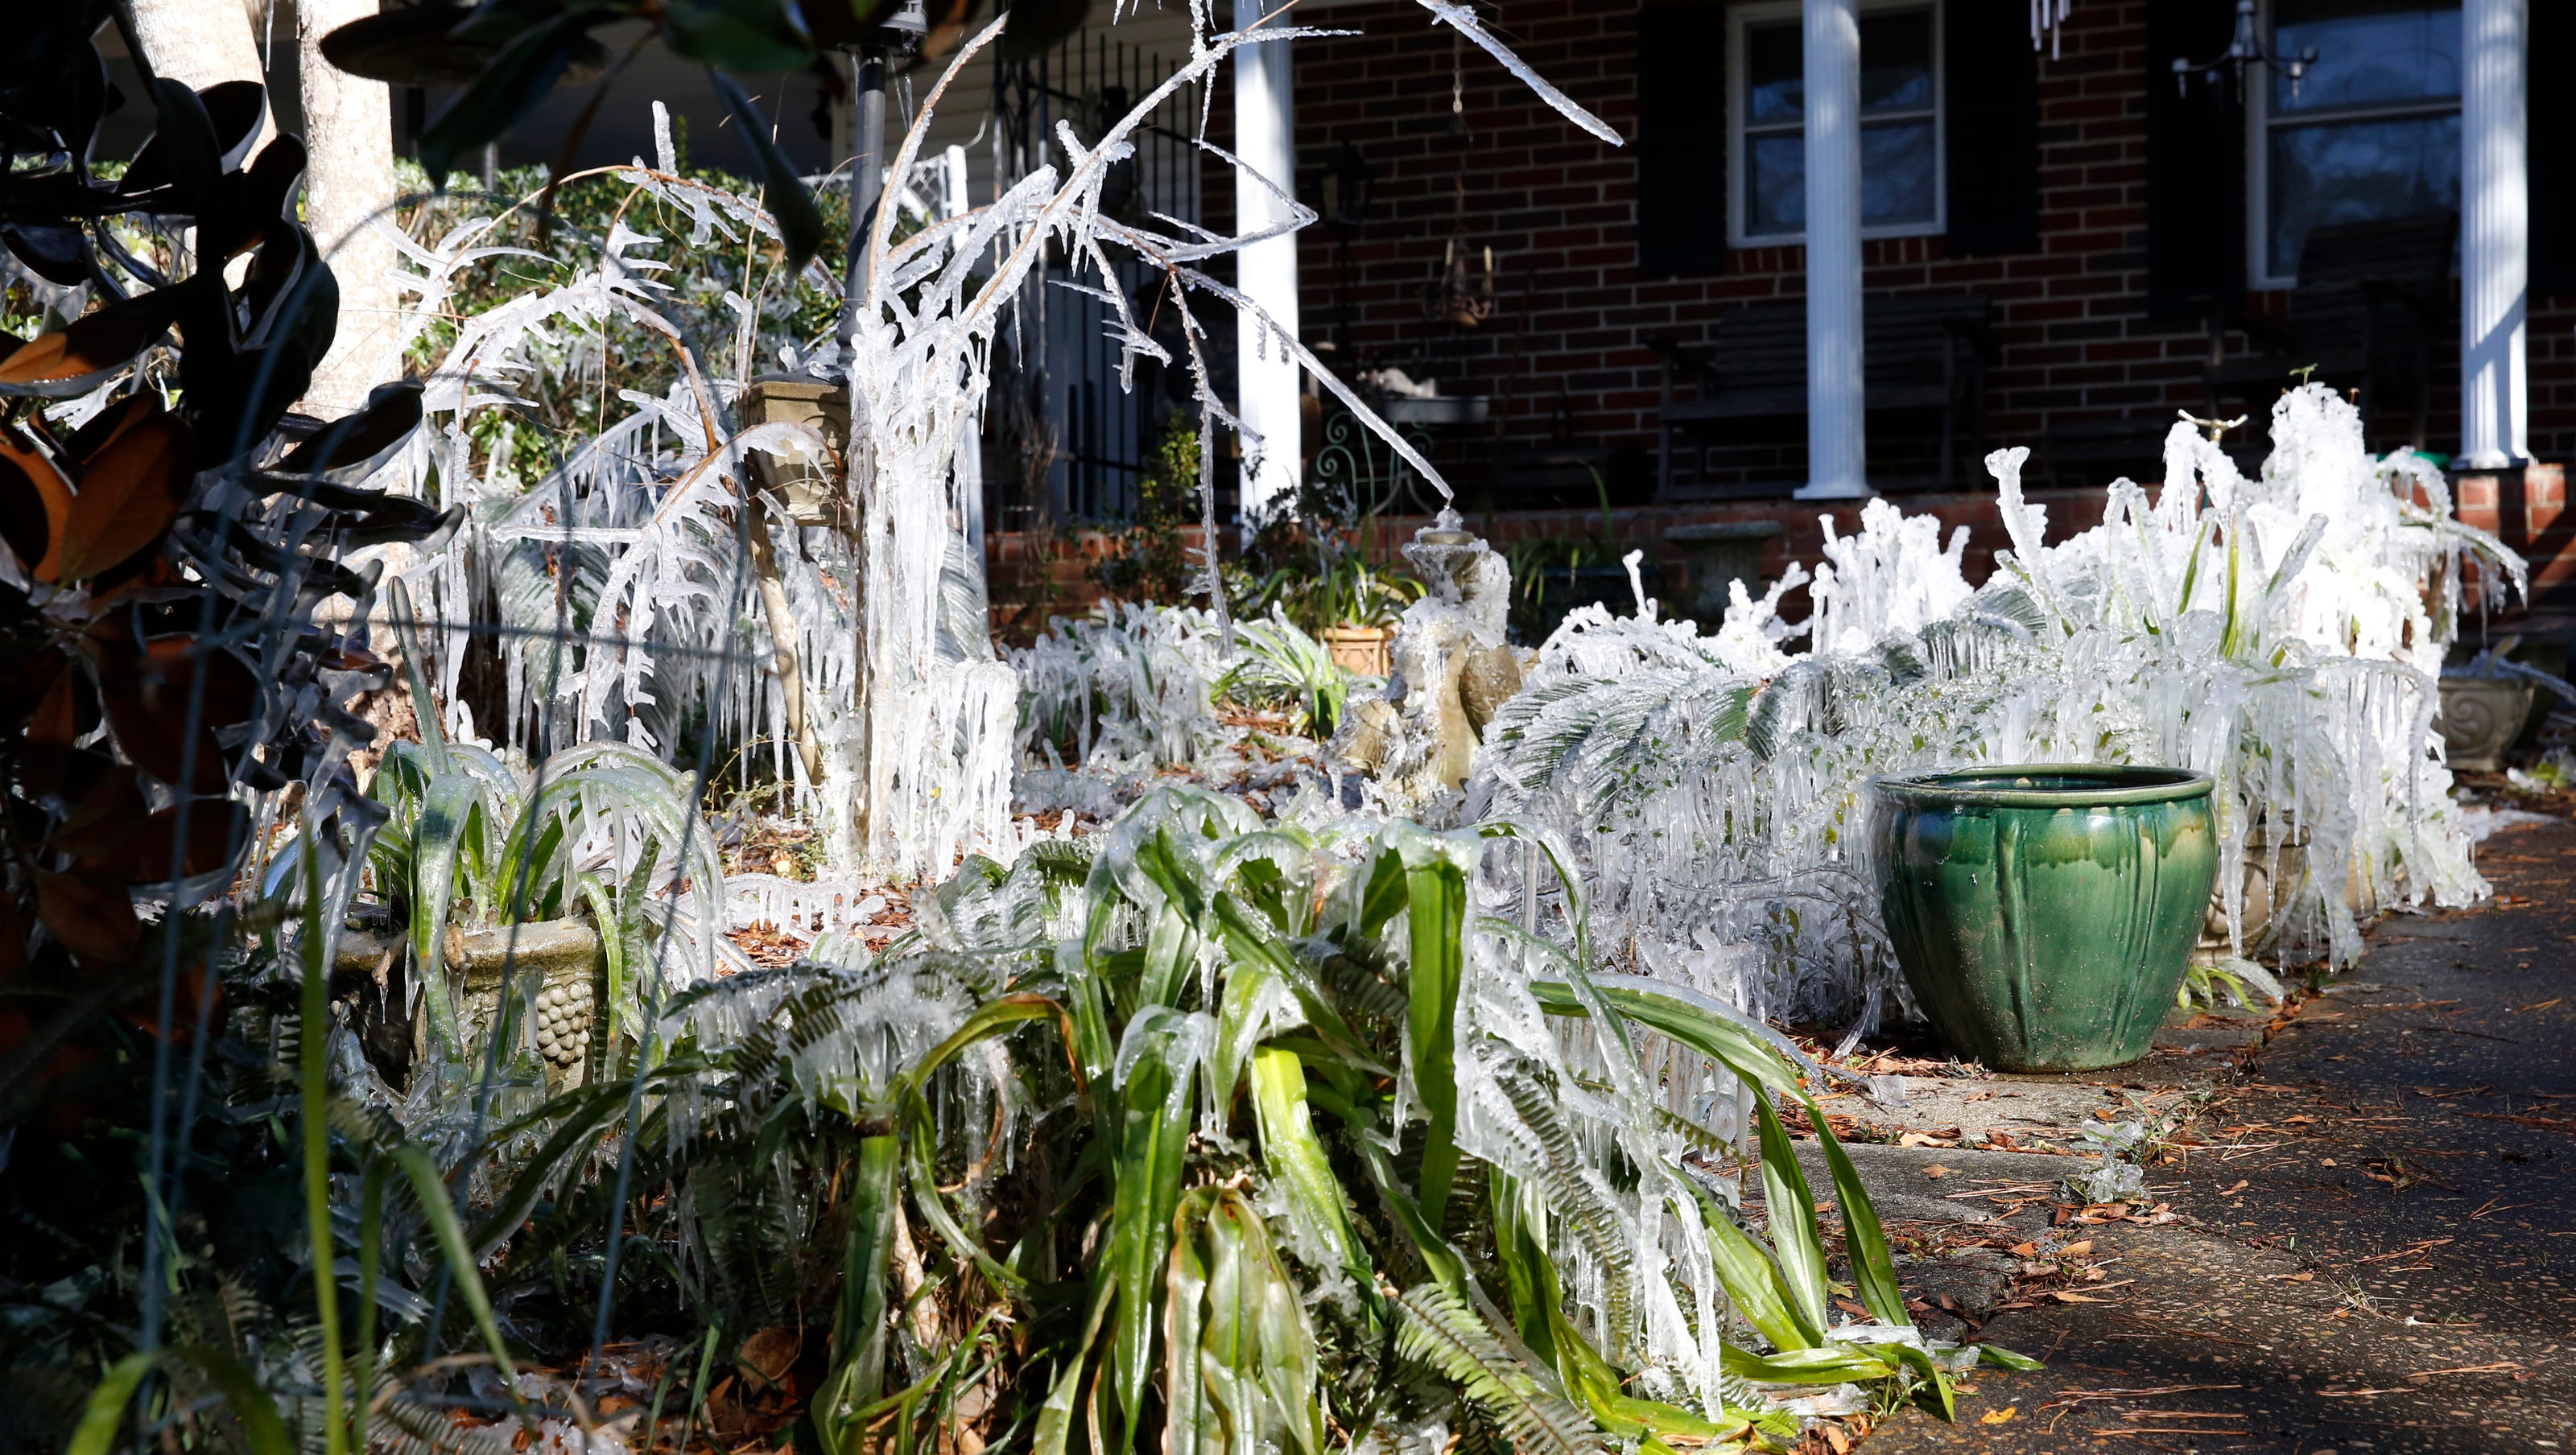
top-left (1328, 509), bottom-right (1523, 805)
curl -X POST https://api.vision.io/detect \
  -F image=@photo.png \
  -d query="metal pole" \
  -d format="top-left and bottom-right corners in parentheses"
top-left (1796, 0), bottom-right (1871, 501)
top-left (840, 44), bottom-right (890, 352)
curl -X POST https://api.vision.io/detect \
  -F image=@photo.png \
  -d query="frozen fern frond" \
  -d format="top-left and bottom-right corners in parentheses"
top-left (1393, 1284), bottom-right (1604, 1455)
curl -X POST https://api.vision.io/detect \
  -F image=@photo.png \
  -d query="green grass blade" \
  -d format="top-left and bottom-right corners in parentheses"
top-left (1803, 1091), bottom-right (1912, 1329)
top-left (1104, 1008), bottom-right (1203, 1448)
top-left (392, 1146), bottom-right (525, 1407)
top-left (297, 844), bottom-right (348, 1455)
top-left (1677, 1174), bottom-right (1814, 1351)
top-left (1753, 1095), bottom-right (1830, 1338)
top-left (353, 1160), bottom-right (386, 1455)
top-left (1249, 1048), bottom-right (1375, 1324)
top-left (1525, 975), bottom-right (1808, 1096)
top-left (815, 1134), bottom-right (900, 1455)
top-left (1394, 836), bottom-right (1468, 1232)
top-left (176, 1346), bottom-right (296, 1455)
top-left (1719, 1343), bottom-right (1897, 1385)
top-left (408, 773), bottom-right (485, 1061)
top-left (65, 1353), bottom-right (151, 1455)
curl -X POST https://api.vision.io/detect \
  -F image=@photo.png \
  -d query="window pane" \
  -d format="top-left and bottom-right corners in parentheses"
top-left (1748, 132), bottom-right (1806, 233)
top-left (1861, 120), bottom-right (1937, 225)
top-left (1861, 9), bottom-right (1934, 114)
top-left (2268, 112), bottom-right (2460, 276)
top-left (2274, 2), bottom-right (2460, 114)
top-left (1747, 20), bottom-right (1802, 125)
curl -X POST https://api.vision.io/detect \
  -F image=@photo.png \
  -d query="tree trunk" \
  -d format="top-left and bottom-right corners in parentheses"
top-left (127, 0), bottom-right (270, 145)
top-left (296, 0), bottom-right (404, 416)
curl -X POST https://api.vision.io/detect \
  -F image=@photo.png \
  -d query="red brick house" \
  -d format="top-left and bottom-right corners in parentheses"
top-left (1166, 0), bottom-right (2564, 612)
top-left (353, 0), bottom-right (2576, 627)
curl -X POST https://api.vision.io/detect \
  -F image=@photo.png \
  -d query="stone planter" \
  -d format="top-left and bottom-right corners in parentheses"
top-left (2194, 822), bottom-right (2368, 960)
top-left (338, 920), bottom-right (608, 1090)
top-left (1322, 624), bottom-right (1393, 677)
top-left (1873, 765), bottom-right (2219, 1073)
top-left (1662, 520), bottom-right (1785, 622)
top-left (2438, 675), bottom-right (2536, 772)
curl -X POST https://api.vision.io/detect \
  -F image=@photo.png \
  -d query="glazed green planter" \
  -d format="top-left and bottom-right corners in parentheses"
top-left (1872, 765), bottom-right (2219, 1073)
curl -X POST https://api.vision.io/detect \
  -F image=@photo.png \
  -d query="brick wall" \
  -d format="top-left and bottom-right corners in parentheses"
top-left (1208, 0), bottom-right (2576, 504)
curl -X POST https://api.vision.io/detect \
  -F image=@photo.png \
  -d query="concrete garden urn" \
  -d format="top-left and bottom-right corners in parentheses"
top-left (2437, 675), bottom-right (2535, 773)
top-left (1872, 765), bottom-right (2219, 1072)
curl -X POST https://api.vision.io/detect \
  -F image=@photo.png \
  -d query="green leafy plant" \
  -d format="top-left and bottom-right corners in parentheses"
top-left (339, 789), bottom-right (2027, 1455)
top-left (1218, 610), bottom-right (1353, 736)
top-left (1090, 419), bottom-right (1204, 607)
top-left (332, 579), bottom-right (728, 1074)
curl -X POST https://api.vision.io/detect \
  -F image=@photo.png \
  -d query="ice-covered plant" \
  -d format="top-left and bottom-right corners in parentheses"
top-left (1219, 608), bottom-right (1355, 736)
top-left (1476, 387), bottom-right (2524, 1034)
top-left (324, 583), bottom-right (732, 1073)
top-left (397, 789), bottom-right (2008, 1455)
top-left (1013, 600), bottom-right (1228, 767)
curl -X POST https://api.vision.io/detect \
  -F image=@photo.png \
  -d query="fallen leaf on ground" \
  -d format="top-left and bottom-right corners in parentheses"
top-left (1979, 1407), bottom-right (2017, 1425)
top-left (1922, 1164), bottom-right (1953, 1179)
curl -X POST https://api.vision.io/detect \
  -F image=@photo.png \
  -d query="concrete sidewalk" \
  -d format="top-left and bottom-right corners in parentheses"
top-left (1825, 814), bottom-right (2576, 1453)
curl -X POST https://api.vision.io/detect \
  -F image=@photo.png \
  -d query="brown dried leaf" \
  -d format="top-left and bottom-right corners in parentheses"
top-left (53, 404), bottom-right (194, 582)
top-left (0, 427), bottom-right (73, 577)
top-left (0, 291), bottom-right (182, 398)
top-left (35, 867), bottom-right (139, 962)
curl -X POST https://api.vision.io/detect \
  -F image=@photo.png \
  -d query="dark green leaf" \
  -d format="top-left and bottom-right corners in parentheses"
top-left (707, 68), bottom-right (825, 273)
top-left (418, 14), bottom-right (597, 180)
top-left (663, 0), bottom-right (814, 73)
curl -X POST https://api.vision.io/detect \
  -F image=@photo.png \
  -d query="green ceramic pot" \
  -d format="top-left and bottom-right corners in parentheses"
top-left (1872, 765), bottom-right (2219, 1073)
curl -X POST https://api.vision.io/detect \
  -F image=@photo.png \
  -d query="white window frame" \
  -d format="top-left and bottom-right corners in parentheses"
top-left (1726, 0), bottom-right (1946, 249)
top-left (2246, 0), bottom-right (2462, 290)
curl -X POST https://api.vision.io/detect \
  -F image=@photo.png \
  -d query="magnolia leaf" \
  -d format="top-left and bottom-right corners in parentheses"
top-left (94, 633), bottom-right (257, 792)
top-left (275, 380), bottom-right (425, 478)
top-left (53, 401), bottom-right (193, 581)
top-left (0, 289), bottom-right (183, 398)
top-left (418, 14), bottom-right (597, 180)
top-left (35, 867), bottom-right (139, 962)
top-left (118, 79), bottom-right (224, 203)
top-left (1, 220), bottom-right (93, 286)
top-left (662, 0), bottom-right (812, 74)
top-left (0, 425), bottom-right (73, 575)
top-left (200, 134), bottom-right (310, 261)
top-left (707, 68), bottom-right (823, 272)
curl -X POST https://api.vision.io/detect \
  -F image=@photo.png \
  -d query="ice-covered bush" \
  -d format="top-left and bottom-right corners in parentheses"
top-left (1477, 388), bottom-right (2523, 1032)
top-left (1011, 600), bottom-right (1229, 767)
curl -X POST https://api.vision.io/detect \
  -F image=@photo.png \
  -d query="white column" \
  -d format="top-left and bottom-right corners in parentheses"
top-left (2460, 0), bottom-right (2529, 468)
top-left (1796, 0), bottom-right (1870, 501)
top-left (1232, 0), bottom-right (1302, 521)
